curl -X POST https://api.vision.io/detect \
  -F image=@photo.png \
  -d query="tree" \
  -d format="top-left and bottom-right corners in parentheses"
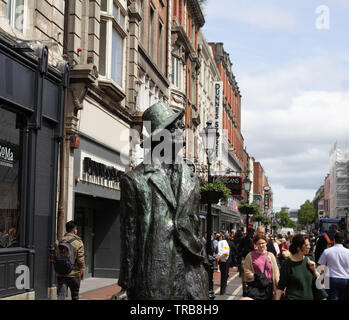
top-left (275, 209), bottom-right (296, 229)
top-left (298, 200), bottom-right (317, 227)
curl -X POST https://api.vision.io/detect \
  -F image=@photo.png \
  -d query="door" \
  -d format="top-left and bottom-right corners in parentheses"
top-left (93, 199), bottom-right (120, 278)
top-left (75, 207), bottom-right (94, 279)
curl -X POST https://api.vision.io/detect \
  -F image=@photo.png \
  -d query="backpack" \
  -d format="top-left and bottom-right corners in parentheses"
top-left (51, 238), bottom-right (77, 274)
top-left (323, 233), bottom-right (334, 248)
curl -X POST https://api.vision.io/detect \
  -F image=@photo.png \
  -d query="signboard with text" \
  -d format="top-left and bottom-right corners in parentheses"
top-left (212, 175), bottom-right (242, 196)
top-left (214, 81), bottom-right (223, 160)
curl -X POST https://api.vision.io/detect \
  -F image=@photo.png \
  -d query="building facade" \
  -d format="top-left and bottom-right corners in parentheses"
top-left (61, 0), bottom-right (132, 282)
top-left (209, 42), bottom-right (243, 175)
top-left (169, 0), bottom-right (204, 162)
top-left (0, 0), bottom-right (69, 299)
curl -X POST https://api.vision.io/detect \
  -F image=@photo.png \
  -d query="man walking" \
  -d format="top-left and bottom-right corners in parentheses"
top-left (318, 232), bottom-right (349, 300)
top-left (55, 220), bottom-right (85, 300)
top-left (216, 234), bottom-right (230, 295)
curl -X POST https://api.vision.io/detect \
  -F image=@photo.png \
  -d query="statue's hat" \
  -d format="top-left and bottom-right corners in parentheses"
top-left (141, 103), bottom-right (184, 147)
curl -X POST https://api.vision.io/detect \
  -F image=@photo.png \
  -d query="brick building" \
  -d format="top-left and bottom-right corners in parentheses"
top-left (209, 42), bottom-right (244, 175)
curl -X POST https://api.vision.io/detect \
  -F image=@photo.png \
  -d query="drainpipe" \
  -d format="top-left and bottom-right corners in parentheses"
top-left (57, 0), bottom-right (70, 238)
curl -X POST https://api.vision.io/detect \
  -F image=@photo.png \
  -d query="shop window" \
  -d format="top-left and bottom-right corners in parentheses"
top-left (0, 107), bottom-right (23, 248)
top-left (99, 0), bottom-right (127, 87)
top-left (7, 0), bottom-right (26, 33)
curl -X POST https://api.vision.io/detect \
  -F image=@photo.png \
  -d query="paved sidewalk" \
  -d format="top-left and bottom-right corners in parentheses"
top-left (79, 278), bottom-right (120, 300)
top-left (79, 267), bottom-right (242, 300)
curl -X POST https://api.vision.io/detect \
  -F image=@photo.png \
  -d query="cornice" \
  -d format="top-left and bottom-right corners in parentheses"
top-left (187, 0), bottom-right (205, 28)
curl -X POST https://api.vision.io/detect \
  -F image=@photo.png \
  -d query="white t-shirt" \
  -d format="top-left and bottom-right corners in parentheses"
top-left (318, 244), bottom-right (349, 279)
top-left (273, 242), bottom-right (280, 256)
top-left (217, 240), bottom-right (230, 262)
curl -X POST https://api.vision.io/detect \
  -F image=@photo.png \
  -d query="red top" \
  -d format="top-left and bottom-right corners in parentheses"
top-left (251, 251), bottom-right (273, 280)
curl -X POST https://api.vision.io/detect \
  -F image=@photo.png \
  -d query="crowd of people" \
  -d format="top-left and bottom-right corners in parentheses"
top-left (203, 224), bottom-right (349, 300)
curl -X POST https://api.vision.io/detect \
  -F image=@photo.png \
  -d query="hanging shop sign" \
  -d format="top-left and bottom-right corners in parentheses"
top-left (264, 192), bottom-right (269, 211)
top-left (214, 81), bottom-right (223, 160)
top-left (228, 199), bottom-right (238, 212)
top-left (212, 175), bottom-right (242, 196)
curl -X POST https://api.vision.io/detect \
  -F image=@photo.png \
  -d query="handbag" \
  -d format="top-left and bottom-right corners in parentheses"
top-left (244, 253), bottom-right (273, 300)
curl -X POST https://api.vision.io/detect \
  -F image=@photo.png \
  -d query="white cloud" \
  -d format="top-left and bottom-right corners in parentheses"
top-left (244, 90), bottom-right (349, 191)
top-left (241, 56), bottom-right (349, 208)
top-left (272, 184), bottom-right (316, 211)
top-left (204, 0), bottom-right (299, 30)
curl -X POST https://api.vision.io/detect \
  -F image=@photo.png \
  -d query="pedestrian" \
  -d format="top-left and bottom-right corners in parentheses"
top-left (242, 234), bottom-right (280, 300)
top-left (344, 238), bottom-right (349, 249)
top-left (234, 229), bottom-right (244, 274)
top-left (213, 233), bottom-right (219, 271)
top-left (256, 226), bottom-right (277, 258)
top-left (238, 228), bottom-right (255, 294)
top-left (55, 220), bottom-right (85, 300)
top-left (227, 232), bottom-right (238, 269)
top-left (318, 232), bottom-right (349, 300)
top-left (278, 237), bottom-right (290, 267)
top-left (216, 234), bottom-right (230, 295)
top-left (202, 233), bottom-right (207, 246)
top-left (275, 234), bottom-right (327, 300)
top-left (315, 224), bottom-right (337, 263)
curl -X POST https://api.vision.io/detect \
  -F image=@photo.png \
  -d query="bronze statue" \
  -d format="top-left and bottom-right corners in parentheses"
top-left (117, 102), bottom-right (209, 300)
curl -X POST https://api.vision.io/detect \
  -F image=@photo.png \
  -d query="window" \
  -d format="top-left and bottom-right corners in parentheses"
top-left (99, 0), bottom-right (127, 87)
top-left (149, 5), bottom-right (155, 57)
top-left (171, 45), bottom-right (180, 87)
top-left (158, 20), bottom-right (164, 72)
top-left (0, 107), bottom-right (23, 248)
top-left (7, 0), bottom-right (25, 33)
top-left (111, 26), bottom-right (123, 85)
top-left (139, 0), bottom-right (145, 45)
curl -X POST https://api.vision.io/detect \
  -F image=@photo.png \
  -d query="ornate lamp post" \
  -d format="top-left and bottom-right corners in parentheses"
top-left (200, 120), bottom-right (219, 300)
top-left (243, 176), bottom-right (252, 229)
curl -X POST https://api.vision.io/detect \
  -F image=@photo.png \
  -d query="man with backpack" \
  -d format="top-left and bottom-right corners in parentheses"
top-left (315, 224), bottom-right (337, 263)
top-left (53, 220), bottom-right (85, 300)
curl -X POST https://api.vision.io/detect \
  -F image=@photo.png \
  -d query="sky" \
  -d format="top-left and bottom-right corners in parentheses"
top-left (201, 0), bottom-right (349, 211)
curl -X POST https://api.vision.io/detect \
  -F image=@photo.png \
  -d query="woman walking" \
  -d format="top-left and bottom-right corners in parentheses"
top-left (275, 234), bottom-right (327, 300)
top-left (243, 234), bottom-right (280, 300)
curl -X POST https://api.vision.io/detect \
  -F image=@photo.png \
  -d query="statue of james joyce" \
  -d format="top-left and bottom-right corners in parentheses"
top-left (117, 102), bottom-right (209, 300)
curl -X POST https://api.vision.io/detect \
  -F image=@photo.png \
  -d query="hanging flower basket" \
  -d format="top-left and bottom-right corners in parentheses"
top-left (199, 179), bottom-right (230, 204)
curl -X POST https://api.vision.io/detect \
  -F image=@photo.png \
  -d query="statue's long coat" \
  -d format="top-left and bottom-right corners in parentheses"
top-left (118, 160), bottom-right (209, 300)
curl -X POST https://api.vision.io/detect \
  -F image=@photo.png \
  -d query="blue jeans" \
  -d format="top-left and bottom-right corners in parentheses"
top-left (328, 278), bottom-right (349, 300)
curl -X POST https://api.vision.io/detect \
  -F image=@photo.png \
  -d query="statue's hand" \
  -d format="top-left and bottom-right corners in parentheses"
top-left (111, 289), bottom-right (128, 300)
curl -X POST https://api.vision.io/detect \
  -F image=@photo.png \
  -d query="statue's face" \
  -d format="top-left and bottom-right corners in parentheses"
top-left (147, 117), bottom-right (185, 164)
top-left (167, 118), bottom-right (185, 147)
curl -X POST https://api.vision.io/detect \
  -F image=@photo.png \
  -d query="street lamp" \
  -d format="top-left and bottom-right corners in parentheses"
top-left (200, 120), bottom-right (219, 300)
top-left (243, 176), bottom-right (252, 230)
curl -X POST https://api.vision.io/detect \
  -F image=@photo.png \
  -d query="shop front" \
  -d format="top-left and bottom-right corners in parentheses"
top-left (0, 36), bottom-right (69, 299)
top-left (73, 135), bottom-right (126, 279)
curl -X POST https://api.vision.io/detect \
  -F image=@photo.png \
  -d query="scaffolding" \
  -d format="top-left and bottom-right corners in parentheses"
top-left (329, 143), bottom-right (349, 218)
